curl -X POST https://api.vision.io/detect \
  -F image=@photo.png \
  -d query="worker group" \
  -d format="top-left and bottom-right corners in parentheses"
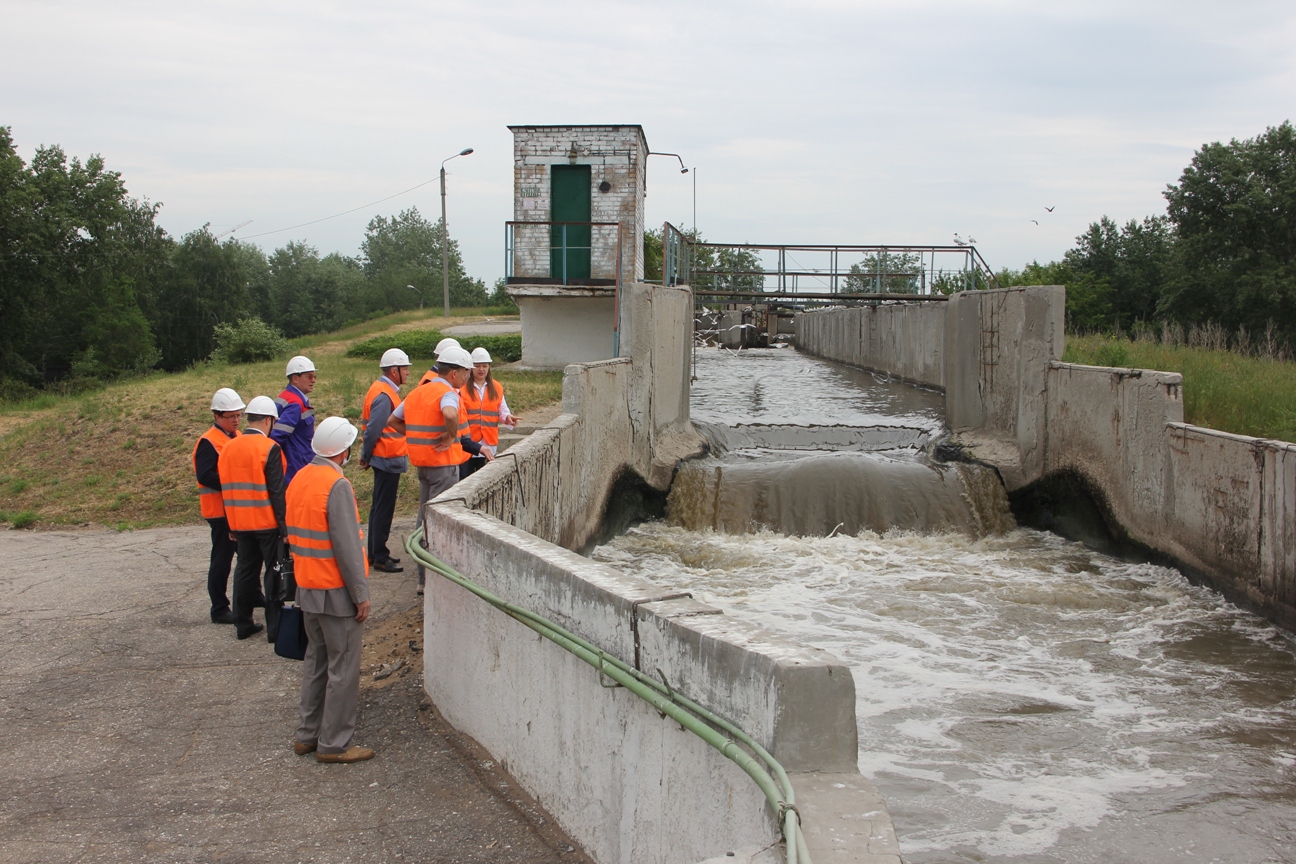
top-left (190, 340), bottom-right (518, 764)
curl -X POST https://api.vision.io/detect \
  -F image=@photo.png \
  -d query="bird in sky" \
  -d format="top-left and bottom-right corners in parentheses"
top-left (1045, 206), bottom-right (1055, 212)
top-left (1031, 219), bottom-right (1039, 225)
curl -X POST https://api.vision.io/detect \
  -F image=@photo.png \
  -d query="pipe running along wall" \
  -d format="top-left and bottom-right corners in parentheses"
top-left (420, 283), bottom-right (899, 864)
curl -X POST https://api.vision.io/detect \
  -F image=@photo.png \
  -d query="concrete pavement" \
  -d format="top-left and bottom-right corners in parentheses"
top-left (0, 524), bottom-right (588, 863)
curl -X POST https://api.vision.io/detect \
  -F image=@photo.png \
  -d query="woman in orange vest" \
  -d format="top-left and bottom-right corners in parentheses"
top-left (286, 416), bottom-right (374, 763)
top-left (193, 388), bottom-right (244, 624)
top-left (219, 395), bottom-right (289, 642)
top-left (458, 347), bottom-right (520, 479)
top-left (388, 345), bottom-right (473, 594)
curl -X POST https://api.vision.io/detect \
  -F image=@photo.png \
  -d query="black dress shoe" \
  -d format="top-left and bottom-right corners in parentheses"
top-left (372, 559), bottom-right (403, 573)
top-left (211, 610), bottom-right (236, 625)
top-left (236, 623), bottom-right (265, 640)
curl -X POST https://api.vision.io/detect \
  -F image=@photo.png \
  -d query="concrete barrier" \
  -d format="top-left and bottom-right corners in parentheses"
top-left (796, 289), bottom-right (1296, 630)
top-left (795, 301), bottom-right (945, 389)
top-left (423, 282), bottom-right (896, 863)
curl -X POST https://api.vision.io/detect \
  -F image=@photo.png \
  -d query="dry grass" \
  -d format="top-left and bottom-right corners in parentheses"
top-left (0, 312), bottom-right (559, 530)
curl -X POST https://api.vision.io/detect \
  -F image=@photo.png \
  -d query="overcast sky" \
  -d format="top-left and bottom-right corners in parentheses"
top-left (4, 0), bottom-right (1294, 284)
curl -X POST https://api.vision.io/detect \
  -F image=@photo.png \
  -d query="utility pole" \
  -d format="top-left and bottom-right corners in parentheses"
top-left (440, 148), bottom-right (474, 317)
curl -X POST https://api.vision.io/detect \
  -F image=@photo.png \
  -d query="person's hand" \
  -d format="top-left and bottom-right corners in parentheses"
top-left (229, 531), bottom-right (237, 542)
top-left (483, 450), bottom-right (495, 462)
top-left (355, 600), bottom-right (370, 623)
top-left (359, 458), bottom-right (370, 470)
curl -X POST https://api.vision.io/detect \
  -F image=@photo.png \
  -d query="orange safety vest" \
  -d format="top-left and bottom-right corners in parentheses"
top-left (403, 377), bottom-right (466, 467)
top-left (217, 432), bottom-right (285, 532)
top-left (285, 462), bottom-right (368, 590)
top-left (460, 381), bottom-right (504, 447)
top-left (193, 425), bottom-right (237, 519)
top-left (361, 379), bottom-right (407, 459)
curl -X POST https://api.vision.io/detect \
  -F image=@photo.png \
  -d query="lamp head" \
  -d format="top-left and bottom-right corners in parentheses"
top-left (460, 148), bottom-right (474, 156)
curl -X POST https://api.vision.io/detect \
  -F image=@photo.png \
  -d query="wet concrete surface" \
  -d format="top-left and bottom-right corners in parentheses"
top-left (0, 524), bottom-right (589, 863)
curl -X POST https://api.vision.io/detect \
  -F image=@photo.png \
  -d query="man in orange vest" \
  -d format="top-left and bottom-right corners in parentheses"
top-left (192, 388), bottom-right (244, 625)
top-left (359, 348), bottom-right (411, 573)
top-left (219, 395), bottom-right (289, 642)
top-left (389, 345), bottom-right (473, 594)
top-left (286, 416), bottom-right (374, 763)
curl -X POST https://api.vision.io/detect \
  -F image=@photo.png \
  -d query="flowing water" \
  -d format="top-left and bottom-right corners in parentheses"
top-left (593, 345), bottom-right (1296, 864)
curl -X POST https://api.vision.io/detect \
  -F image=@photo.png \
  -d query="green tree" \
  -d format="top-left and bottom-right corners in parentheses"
top-left (1064, 215), bottom-right (1173, 330)
top-left (360, 207), bottom-right (486, 311)
top-left (139, 228), bottom-right (267, 370)
top-left (1159, 121), bottom-right (1296, 345)
top-left (845, 251), bottom-right (923, 294)
top-left (0, 127), bottom-right (164, 383)
top-left (263, 243), bottom-right (366, 337)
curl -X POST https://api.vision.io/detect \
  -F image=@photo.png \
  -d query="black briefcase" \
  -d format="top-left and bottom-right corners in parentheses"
top-left (275, 605), bottom-right (309, 661)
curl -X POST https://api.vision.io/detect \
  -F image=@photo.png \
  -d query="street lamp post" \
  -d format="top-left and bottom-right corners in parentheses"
top-left (406, 283), bottom-right (422, 310)
top-left (440, 147), bottom-right (474, 317)
top-left (648, 151), bottom-right (691, 234)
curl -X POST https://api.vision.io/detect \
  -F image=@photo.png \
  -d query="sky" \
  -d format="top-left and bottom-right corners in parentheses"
top-left (3, 0), bottom-right (1294, 286)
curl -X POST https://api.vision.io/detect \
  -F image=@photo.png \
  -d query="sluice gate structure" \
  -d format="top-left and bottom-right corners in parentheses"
top-left (797, 287), bottom-right (1296, 631)
top-left (416, 124), bottom-right (902, 864)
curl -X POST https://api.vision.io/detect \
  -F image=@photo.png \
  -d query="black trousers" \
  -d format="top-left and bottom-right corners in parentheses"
top-left (205, 517), bottom-right (237, 617)
top-left (232, 529), bottom-right (281, 641)
top-left (459, 456), bottom-right (487, 480)
top-left (368, 467), bottom-right (401, 564)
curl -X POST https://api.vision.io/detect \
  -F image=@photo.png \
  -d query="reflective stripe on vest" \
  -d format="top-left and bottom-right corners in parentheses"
top-left (285, 462), bottom-right (368, 590)
top-left (273, 391), bottom-right (315, 435)
top-left (403, 378), bottom-right (466, 467)
top-left (217, 433), bottom-right (283, 531)
top-left (193, 426), bottom-right (237, 519)
top-left (460, 382), bottom-right (504, 447)
top-left (361, 379), bottom-right (407, 459)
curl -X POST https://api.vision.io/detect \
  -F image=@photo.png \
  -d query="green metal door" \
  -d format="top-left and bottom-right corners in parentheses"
top-left (550, 165), bottom-right (591, 281)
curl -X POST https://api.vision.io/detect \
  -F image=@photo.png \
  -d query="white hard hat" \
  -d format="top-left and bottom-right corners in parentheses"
top-left (379, 348), bottom-right (411, 368)
top-left (470, 347), bottom-right (492, 364)
top-left (438, 346), bottom-right (473, 369)
top-left (285, 355), bottom-right (316, 377)
top-left (245, 395), bottom-right (279, 419)
top-left (313, 416), bottom-right (358, 457)
top-left (433, 337), bottom-right (461, 358)
top-left (210, 388), bottom-right (246, 412)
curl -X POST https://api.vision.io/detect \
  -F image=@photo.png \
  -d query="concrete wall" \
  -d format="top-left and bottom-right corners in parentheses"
top-left (421, 282), bottom-right (894, 863)
top-left (795, 287), bottom-right (1296, 630)
top-left (513, 291), bottom-right (617, 370)
top-left (1047, 362), bottom-right (1296, 627)
top-left (425, 505), bottom-right (861, 864)
top-left (795, 301), bottom-right (947, 389)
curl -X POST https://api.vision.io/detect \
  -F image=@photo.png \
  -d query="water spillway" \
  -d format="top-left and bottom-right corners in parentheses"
top-left (594, 345), bottom-right (1296, 864)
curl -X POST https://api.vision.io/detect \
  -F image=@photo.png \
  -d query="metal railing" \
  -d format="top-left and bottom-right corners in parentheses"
top-left (661, 221), bottom-right (999, 298)
top-left (505, 220), bottom-right (624, 287)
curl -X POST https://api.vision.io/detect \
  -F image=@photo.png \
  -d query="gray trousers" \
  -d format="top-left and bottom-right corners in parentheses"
top-left (416, 465), bottom-right (459, 585)
top-left (296, 611), bottom-right (363, 754)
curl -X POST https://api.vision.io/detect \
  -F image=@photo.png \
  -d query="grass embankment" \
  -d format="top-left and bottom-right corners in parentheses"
top-left (1064, 335), bottom-right (1296, 442)
top-left (0, 312), bottom-right (561, 530)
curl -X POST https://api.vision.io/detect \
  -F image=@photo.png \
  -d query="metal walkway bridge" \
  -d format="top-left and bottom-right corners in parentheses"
top-left (659, 222), bottom-right (998, 303)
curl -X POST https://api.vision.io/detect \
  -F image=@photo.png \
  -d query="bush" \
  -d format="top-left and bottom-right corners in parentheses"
top-left (11, 510), bottom-right (37, 529)
top-left (210, 317), bottom-right (290, 365)
top-left (346, 329), bottom-right (522, 363)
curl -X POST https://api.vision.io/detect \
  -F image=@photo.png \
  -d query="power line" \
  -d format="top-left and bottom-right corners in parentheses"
top-left (240, 176), bottom-right (441, 240)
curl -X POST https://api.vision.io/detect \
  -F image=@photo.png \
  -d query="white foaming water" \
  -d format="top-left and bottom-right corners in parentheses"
top-left (593, 525), bottom-right (1296, 863)
top-left (593, 346), bottom-right (1296, 863)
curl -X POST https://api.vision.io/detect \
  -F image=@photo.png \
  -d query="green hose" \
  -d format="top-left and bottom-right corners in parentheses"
top-left (406, 525), bottom-right (812, 864)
